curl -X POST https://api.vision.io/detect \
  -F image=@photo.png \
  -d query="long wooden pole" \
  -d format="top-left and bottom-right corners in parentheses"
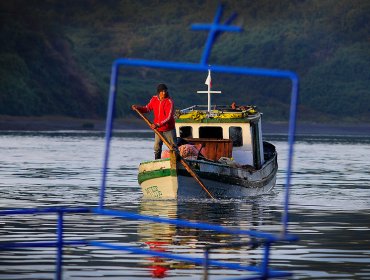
top-left (133, 107), bottom-right (215, 199)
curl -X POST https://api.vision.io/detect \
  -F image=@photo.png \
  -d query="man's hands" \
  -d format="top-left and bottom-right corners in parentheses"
top-left (132, 105), bottom-right (159, 129)
top-left (150, 123), bottom-right (159, 129)
top-left (132, 105), bottom-right (146, 112)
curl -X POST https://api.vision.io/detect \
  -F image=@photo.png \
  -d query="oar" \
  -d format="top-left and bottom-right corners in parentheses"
top-left (133, 107), bottom-right (215, 199)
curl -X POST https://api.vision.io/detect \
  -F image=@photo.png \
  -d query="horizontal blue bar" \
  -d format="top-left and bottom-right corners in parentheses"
top-left (88, 241), bottom-right (292, 278)
top-left (225, 276), bottom-right (289, 280)
top-left (93, 208), bottom-right (298, 242)
top-left (113, 58), bottom-right (298, 81)
top-left (1, 206), bottom-right (298, 242)
top-left (0, 240), bottom-right (87, 249)
top-left (0, 207), bottom-right (91, 216)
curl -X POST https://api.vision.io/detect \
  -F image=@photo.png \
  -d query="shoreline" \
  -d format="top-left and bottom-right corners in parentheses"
top-left (0, 116), bottom-right (369, 136)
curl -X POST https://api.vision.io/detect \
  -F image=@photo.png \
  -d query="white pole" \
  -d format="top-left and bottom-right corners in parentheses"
top-left (207, 82), bottom-right (211, 112)
top-left (197, 69), bottom-right (221, 113)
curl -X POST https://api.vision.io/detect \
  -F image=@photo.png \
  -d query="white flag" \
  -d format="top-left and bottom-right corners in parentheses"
top-left (205, 70), bottom-right (211, 88)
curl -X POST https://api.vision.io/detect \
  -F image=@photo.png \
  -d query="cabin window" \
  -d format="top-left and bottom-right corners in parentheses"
top-left (229, 126), bottom-right (243, 147)
top-left (179, 126), bottom-right (192, 138)
top-left (199, 127), bottom-right (223, 139)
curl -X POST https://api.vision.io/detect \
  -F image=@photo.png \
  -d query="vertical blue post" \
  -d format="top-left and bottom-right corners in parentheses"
top-left (261, 242), bottom-right (271, 279)
top-left (200, 4), bottom-right (223, 65)
top-left (99, 61), bottom-right (119, 209)
top-left (203, 248), bottom-right (210, 279)
top-left (192, 4), bottom-right (241, 66)
top-left (282, 77), bottom-right (299, 235)
top-left (56, 211), bottom-right (63, 280)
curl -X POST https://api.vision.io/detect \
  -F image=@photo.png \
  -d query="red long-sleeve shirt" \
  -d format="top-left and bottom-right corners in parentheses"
top-left (138, 96), bottom-right (175, 132)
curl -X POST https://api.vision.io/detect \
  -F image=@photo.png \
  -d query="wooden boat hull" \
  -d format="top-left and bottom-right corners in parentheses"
top-left (138, 145), bottom-right (277, 199)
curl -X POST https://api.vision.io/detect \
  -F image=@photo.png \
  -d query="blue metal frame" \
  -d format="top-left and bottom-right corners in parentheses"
top-left (0, 4), bottom-right (299, 279)
top-left (0, 207), bottom-right (298, 279)
top-left (100, 54), bottom-right (299, 236)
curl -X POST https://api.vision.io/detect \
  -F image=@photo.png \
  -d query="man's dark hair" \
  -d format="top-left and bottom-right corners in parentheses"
top-left (157, 83), bottom-right (168, 94)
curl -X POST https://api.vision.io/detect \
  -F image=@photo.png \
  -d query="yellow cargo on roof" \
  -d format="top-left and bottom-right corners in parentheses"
top-left (177, 110), bottom-right (253, 120)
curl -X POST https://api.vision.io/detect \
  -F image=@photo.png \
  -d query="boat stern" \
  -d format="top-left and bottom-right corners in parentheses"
top-left (138, 155), bottom-right (178, 199)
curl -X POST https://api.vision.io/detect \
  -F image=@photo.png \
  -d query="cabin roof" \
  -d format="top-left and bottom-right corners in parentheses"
top-left (175, 105), bottom-right (260, 123)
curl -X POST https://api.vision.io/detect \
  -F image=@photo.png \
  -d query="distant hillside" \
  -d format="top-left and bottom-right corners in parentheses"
top-left (1, 0), bottom-right (369, 122)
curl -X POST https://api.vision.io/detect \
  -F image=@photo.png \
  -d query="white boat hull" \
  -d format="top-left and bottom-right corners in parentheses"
top-left (138, 146), bottom-right (277, 199)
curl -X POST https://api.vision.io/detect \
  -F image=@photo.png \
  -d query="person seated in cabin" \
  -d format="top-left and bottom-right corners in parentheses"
top-left (162, 138), bottom-right (208, 161)
top-left (132, 84), bottom-right (177, 160)
top-left (162, 144), bottom-right (199, 160)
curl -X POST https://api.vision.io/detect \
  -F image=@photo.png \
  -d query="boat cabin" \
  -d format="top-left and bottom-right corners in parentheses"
top-left (175, 105), bottom-right (265, 169)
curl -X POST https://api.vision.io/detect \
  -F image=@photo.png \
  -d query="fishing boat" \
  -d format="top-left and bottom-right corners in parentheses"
top-left (137, 71), bottom-right (277, 199)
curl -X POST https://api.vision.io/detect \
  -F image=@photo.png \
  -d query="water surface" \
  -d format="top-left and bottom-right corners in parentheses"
top-left (0, 131), bottom-right (369, 279)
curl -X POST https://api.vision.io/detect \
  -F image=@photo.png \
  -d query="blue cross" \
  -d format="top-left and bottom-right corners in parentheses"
top-left (191, 4), bottom-right (243, 65)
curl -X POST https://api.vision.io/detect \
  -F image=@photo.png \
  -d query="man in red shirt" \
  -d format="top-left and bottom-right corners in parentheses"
top-left (132, 84), bottom-right (177, 160)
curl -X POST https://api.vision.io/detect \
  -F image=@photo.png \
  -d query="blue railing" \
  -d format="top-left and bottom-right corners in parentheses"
top-left (0, 4), bottom-right (299, 280)
top-left (0, 207), bottom-right (298, 279)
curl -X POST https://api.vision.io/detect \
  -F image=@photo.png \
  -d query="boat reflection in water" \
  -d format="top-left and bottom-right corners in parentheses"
top-left (138, 200), bottom-right (177, 278)
top-left (137, 199), bottom-right (272, 278)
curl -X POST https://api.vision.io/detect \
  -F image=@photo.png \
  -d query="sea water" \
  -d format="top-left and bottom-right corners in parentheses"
top-left (0, 131), bottom-right (369, 279)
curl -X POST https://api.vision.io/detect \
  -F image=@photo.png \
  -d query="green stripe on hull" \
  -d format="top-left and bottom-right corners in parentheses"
top-left (140, 158), bottom-right (170, 164)
top-left (138, 168), bottom-right (177, 184)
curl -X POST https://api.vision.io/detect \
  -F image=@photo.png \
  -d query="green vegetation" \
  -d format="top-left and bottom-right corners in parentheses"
top-left (1, 0), bottom-right (369, 122)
